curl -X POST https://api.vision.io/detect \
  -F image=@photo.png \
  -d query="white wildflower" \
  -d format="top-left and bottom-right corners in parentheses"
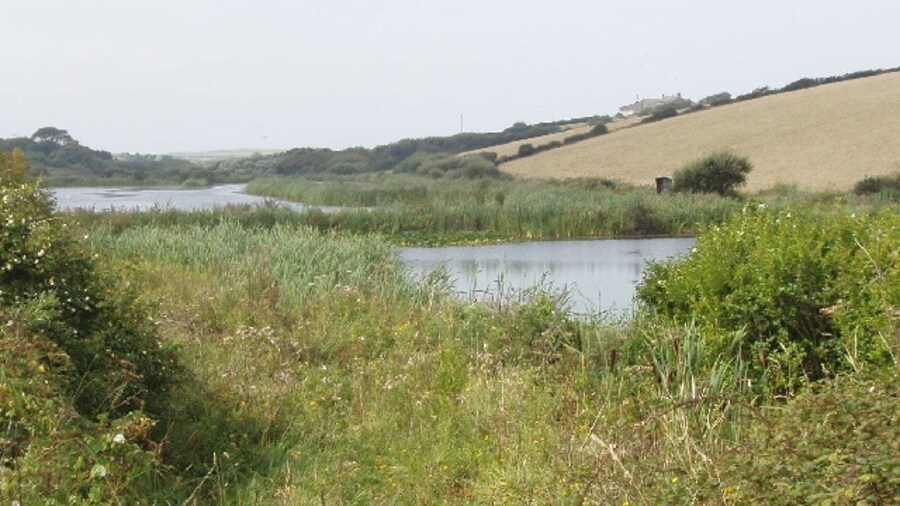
top-left (90, 464), bottom-right (108, 478)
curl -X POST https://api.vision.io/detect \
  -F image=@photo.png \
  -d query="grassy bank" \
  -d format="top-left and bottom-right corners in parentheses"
top-left (4, 151), bottom-right (898, 503)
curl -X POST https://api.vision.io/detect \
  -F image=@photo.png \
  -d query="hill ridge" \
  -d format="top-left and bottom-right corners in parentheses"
top-left (501, 71), bottom-right (900, 191)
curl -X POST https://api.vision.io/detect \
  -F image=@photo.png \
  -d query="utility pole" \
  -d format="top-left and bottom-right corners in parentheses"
top-left (460, 114), bottom-right (464, 133)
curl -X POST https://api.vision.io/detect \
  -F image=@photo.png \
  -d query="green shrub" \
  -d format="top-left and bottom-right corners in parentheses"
top-left (638, 206), bottom-right (898, 392)
top-left (0, 332), bottom-right (161, 504)
top-left (715, 369), bottom-right (900, 504)
top-left (0, 150), bottom-right (180, 417)
top-left (673, 150), bottom-right (753, 197)
top-left (517, 143), bottom-right (536, 157)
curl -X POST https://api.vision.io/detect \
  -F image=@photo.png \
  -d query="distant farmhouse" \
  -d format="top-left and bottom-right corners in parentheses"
top-left (618, 93), bottom-right (683, 117)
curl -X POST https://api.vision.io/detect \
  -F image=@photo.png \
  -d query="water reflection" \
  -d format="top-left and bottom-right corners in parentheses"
top-left (400, 238), bottom-right (694, 317)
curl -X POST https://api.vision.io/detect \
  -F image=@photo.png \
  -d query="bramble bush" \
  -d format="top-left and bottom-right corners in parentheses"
top-left (1, 149), bottom-right (181, 501)
top-left (1, 149), bottom-right (179, 417)
top-left (638, 205), bottom-right (898, 393)
top-left (673, 150), bottom-right (753, 197)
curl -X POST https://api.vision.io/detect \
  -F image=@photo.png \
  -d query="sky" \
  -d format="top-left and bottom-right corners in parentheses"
top-left (2, 0), bottom-right (899, 154)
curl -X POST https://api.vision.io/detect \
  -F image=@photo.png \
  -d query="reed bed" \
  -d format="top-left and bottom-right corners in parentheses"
top-left (244, 175), bottom-right (741, 242)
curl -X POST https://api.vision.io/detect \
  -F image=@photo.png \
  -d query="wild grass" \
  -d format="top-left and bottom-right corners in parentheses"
top-left (20, 216), bottom-right (885, 504)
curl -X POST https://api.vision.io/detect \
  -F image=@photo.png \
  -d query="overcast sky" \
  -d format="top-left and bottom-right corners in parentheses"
top-left (1, 0), bottom-right (898, 154)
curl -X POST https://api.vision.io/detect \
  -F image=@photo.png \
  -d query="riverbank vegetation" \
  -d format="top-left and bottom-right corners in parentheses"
top-left (3, 150), bottom-right (898, 503)
top-left (68, 175), bottom-right (739, 245)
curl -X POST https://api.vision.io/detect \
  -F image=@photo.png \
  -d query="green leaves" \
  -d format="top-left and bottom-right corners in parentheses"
top-left (673, 150), bottom-right (753, 197)
top-left (638, 205), bottom-right (898, 392)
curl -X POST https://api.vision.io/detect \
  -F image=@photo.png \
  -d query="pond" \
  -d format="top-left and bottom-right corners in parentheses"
top-left (51, 184), bottom-right (694, 317)
top-left (400, 238), bottom-right (695, 317)
top-left (51, 184), bottom-right (338, 212)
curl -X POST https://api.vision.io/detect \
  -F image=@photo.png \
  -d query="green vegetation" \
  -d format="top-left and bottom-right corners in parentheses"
top-left (0, 128), bottom-right (216, 186)
top-left (639, 206), bottom-right (898, 392)
top-left (1, 150), bottom-right (179, 502)
top-left (3, 111), bottom-right (899, 503)
top-left (3, 69), bottom-right (899, 503)
top-left (241, 174), bottom-right (739, 243)
top-left (673, 150), bottom-right (753, 197)
top-left (220, 118), bottom-right (604, 179)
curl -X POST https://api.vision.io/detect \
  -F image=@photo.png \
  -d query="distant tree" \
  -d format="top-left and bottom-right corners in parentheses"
top-left (31, 127), bottom-right (76, 146)
top-left (517, 143), bottom-right (536, 157)
top-left (699, 92), bottom-right (732, 106)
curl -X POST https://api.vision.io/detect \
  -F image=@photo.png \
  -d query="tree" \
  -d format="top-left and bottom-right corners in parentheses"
top-left (673, 150), bottom-right (753, 197)
top-left (30, 126), bottom-right (76, 145)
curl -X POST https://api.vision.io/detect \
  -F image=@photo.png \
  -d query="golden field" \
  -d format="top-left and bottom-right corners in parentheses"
top-left (501, 72), bottom-right (900, 191)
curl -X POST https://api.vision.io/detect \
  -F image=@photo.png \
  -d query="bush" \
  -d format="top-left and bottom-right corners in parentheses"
top-left (590, 123), bottom-right (608, 135)
top-left (853, 172), bottom-right (900, 195)
top-left (641, 106), bottom-right (678, 124)
top-left (638, 206), bottom-right (899, 393)
top-left (673, 150), bottom-right (753, 197)
top-left (0, 150), bottom-right (180, 417)
top-left (0, 332), bottom-right (161, 503)
top-left (715, 369), bottom-right (900, 504)
top-left (517, 143), bottom-right (536, 157)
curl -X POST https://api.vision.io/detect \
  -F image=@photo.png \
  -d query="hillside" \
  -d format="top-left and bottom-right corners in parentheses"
top-left (462, 116), bottom-right (642, 159)
top-left (501, 71), bottom-right (900, 191)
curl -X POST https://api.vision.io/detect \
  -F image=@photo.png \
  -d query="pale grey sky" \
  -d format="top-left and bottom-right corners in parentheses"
top-left (2, 0), bottom-right (898, 154)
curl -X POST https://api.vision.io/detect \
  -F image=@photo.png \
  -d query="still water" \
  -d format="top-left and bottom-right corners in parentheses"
top-left (401, 238), bottom-right (695, 317)
top-left (51, 185), bottom-right (694, 316)
top-left (52, 184), bottom-right (335, 212)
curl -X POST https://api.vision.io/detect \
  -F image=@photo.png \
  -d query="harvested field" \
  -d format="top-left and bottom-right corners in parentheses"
top-left (502, 72), bottom-right (900, 191)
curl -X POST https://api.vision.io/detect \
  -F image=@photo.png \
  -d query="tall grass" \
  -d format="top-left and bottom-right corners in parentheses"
top-left (49, 218), bottom-right (892, 504)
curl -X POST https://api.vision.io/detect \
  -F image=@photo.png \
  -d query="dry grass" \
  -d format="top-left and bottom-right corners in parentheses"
top-left (502, 72), bottom-right (900, 191)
